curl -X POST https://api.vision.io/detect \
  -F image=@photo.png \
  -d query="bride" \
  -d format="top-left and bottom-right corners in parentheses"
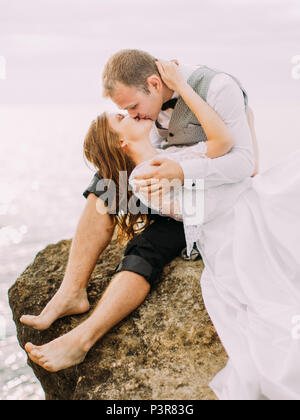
top-left (83, 64), bottom-right (300, 400)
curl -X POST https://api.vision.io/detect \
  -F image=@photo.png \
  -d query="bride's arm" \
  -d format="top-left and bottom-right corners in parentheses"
top-left (154, 61), bottom-right (254, 188)
top-left (156, 60), bottom-right (235, 159)
top-left (177, 82), bottom-right (235, 158)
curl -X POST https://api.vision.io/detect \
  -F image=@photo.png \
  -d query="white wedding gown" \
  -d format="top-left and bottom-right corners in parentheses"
top-left (129, 143), bottom-right (300, 400)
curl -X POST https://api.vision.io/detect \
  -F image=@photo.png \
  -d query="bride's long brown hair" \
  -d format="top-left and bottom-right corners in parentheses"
top-left (83, 112), bottom-right (152, 244)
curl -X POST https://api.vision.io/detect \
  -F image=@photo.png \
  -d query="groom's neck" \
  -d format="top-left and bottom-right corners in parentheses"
top-left (162, 84), bottom-right (175, 103)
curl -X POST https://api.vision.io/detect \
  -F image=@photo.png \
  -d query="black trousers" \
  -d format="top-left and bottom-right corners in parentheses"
top-left (83, 173), bottom-right (198, 287)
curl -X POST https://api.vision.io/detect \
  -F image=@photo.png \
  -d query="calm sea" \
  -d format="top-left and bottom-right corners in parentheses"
top-left (0, 105), bottom-right (100, 399)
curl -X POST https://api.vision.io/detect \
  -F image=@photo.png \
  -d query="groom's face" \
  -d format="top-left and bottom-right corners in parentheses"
top-left (111, 77), bottom-right (163, 122)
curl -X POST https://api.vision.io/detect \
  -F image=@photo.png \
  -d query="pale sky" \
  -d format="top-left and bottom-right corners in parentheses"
top-left (0, 0), bottom-right (299, 104)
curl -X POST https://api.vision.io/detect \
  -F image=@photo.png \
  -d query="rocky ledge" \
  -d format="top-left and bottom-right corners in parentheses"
top-left (8, 239), bottom-right (227, 400)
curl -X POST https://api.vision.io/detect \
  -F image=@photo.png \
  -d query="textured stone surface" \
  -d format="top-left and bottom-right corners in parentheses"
top-left (8, 239), bottom-right (227, 400)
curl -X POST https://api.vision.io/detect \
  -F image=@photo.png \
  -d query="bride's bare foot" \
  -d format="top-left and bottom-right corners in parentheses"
top-left (20, 287), bottom-right (90, 331)
top-left (25, 325), bottom-right (92, 372)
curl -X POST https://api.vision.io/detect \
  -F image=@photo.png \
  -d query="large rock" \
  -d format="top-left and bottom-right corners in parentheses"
top-left (8, 239), bottom-right (227, 400)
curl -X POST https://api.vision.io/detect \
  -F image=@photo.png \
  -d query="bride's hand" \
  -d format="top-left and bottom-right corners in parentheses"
top-left (155, 60), bottom-right (187, 92)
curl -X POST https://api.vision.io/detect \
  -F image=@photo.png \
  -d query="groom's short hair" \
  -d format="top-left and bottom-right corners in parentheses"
top-left (102, 49), bottom-right (159, 98)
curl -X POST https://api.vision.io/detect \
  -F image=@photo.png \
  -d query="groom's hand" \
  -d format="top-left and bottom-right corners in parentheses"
top-left (132, 157), bottom-right (184, 195)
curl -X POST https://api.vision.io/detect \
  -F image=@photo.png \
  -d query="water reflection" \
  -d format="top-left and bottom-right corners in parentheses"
top-left (0, 225), bottom-right (28, 246)
top-left (0, 337), bottom-right (44, 400)
top-left (0, 105), bottom-right (92, 400)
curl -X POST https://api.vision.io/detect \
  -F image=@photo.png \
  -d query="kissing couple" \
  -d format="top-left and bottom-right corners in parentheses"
top-left (21, 49), bottom-right (300, 400)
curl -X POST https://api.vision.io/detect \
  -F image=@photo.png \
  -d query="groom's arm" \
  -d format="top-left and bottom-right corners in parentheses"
top-left (179, 75), bottom-right (256, 189)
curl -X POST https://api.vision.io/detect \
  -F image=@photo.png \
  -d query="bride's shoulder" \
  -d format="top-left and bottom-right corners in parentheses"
top-left (129, 159), bottom-right (157, 183)
top-left (129, 148), bottom-right (185, 182)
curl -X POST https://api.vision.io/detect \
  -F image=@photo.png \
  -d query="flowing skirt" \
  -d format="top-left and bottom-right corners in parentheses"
top-left (199, 148), bottom-right (300, 400)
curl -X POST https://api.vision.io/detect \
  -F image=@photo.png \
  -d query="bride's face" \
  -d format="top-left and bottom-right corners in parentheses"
top-left (107, 113), bottom-right (153, 145)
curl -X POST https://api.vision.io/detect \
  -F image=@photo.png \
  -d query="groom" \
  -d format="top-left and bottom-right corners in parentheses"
top-left (21, 49), bottom-right (259, 372)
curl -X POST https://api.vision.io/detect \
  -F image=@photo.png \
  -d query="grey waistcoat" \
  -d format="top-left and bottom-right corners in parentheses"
top-left (156, 65), bottom-right (248, 150)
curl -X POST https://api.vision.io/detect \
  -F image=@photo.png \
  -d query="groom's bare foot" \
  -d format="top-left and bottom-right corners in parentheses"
top-left (20, 288), bottom-right (90, 331)
top-left (25, 325), bottom-right (92, 372)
